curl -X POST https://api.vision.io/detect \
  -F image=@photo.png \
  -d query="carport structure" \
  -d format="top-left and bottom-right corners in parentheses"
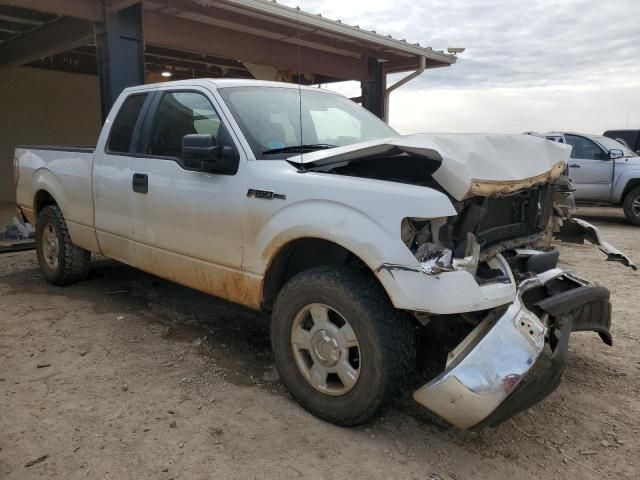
top-left (0, 0), bottom-right (456, 119)
top-left (0, 0), bottom-right (456, 217)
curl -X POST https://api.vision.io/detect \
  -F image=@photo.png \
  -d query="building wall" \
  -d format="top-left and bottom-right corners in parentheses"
top-left (0, 67), bottom-right (101, 206)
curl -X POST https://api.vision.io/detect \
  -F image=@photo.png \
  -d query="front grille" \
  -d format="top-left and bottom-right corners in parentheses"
top-left (477, 223), bottom-right (527, 246)
top-left (475, 195), bottom-right (533, 247)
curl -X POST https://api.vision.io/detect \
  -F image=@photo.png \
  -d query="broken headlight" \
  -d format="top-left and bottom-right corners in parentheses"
top-left (402, 218), bottom-right (481, 275)
top-left (402, 218), bottom-right (454, 274)
top-left (401, 218), bottom-right (431, 249)
top-left (416, 243), bottom-right (454, 274)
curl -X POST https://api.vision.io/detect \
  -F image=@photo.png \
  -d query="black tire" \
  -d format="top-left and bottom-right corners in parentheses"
top-left (35, 205), bottom-right (91, 285)
top-left (271, 266), bottom-right (415, 426)
top-left (623, 186), bottom-right (640, 226)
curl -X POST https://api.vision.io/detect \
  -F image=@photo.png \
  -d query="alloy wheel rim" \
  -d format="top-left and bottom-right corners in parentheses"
top-left (290, 303), bottom-right (361, 396)
top-left (42, 223), bottom-right (59, 270)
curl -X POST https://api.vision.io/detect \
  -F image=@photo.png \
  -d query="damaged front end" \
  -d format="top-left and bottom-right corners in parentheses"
top-left (403, 182), bottom-right (623, 428)
top-left (403, 179), bottom-right (632, 429)
top-left (289, 133), bottom-right (635, 428)
top-left (400, 181), bottom-right (558, 281)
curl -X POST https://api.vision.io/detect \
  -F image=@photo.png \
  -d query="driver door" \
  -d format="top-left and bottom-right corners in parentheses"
top-left (130, 87), bottom-right (250, 304)
top-left (564, 134), bottom-right (613, 201)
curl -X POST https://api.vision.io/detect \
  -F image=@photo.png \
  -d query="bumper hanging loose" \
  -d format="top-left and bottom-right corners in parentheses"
top-left (413, 267), bottom-right (612, 429)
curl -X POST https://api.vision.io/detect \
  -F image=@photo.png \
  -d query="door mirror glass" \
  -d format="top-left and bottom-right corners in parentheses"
top-left (609, 148), bottom-right (624, 160)
top-left (182, 134), bottom-right (239, 175)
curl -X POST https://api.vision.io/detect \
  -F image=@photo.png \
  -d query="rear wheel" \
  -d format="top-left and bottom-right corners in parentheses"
top-left (623, 186), bottom-right (640, 226)
top-left (271, 266), bottom-right (415, 426)
top-left (36, 205), bottom-right (91, 285)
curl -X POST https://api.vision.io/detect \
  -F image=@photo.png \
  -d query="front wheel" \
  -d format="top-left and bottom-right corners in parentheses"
top-left (36, 205), bottom-right (91, 285)
top-left (623, 186), bottom-right (640, 226)
top-left (271, 266), bottom-right (415, 426)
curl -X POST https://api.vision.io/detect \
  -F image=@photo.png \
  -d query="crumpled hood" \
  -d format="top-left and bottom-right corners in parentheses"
top-left (288, 133), bottom-right (571, 200)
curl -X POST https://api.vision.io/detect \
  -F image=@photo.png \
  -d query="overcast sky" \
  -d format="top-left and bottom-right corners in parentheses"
top-left (280, 0), bottom-right (640, 135)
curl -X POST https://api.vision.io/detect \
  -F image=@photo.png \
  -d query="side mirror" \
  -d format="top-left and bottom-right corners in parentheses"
top-left (181, 134), bottom-right (239, 175)
top-left (609, 148), bottom-right (624, 160)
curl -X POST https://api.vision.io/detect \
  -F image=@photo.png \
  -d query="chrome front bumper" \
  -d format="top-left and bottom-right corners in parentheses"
top-left (413, 267), bottom-right (611, 429)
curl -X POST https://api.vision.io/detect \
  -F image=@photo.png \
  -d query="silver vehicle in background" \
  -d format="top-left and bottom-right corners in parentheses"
top-left (527, 132), bottom-right (640, 225)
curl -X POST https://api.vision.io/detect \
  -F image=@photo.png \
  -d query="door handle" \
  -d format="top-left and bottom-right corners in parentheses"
top-left (132, 173), bottom-right (148, 193)
top-left (569, 164), bottom-right (581, 168)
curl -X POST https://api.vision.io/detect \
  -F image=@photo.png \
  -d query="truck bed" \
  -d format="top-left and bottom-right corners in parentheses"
top-left (15, 145), bottom-right (96, 235)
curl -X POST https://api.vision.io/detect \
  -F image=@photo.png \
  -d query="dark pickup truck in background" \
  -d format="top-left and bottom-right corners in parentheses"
top-left (604, 129), bottom-right (640, 156)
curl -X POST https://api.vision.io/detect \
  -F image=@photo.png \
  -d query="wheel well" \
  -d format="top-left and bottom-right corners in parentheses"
top-left (622, 179), bottom-right (640, 201)
top-left (262, 238), bottom-right (372, 311)
top-left (34, 190), bottom-right (57, 216)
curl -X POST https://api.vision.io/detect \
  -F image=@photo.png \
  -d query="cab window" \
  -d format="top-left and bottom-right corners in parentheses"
top-left (108, 93), bottom-right (148, 154)
top-left (565, 134), bottom-right (604, 160)
top-left (147, 91), bottom-right (224, 158)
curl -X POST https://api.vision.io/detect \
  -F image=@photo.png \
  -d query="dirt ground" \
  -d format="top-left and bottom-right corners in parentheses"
top-left (1, 208), bottom-right (639, 480)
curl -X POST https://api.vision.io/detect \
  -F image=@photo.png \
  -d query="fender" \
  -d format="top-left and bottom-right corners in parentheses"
top-left (19, 147), bottom-right (95, 230)
top-left (31, 169), bottom-right (68, 218)
top-left (245, 199), bottom-right (425, 311)
top-left (247, 199), bottom-right (419, 275)
top-left (14, 149), bottom-right (60, 223)
top-left (612, 166), bottom-right (640, 203)
top-left (242, 161), bottom-right (458, 310)
top-left (25, 150), bottom-right (100, 253)
top-left (245, 199), bottom-right (520, 314)
top-left (242, 165), bottom-right (457, 275)
top-left (243, 196), bottom-right (466, 312)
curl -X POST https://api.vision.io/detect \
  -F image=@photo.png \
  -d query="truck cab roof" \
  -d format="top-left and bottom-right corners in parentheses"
top-left (123, 78), bottom-right (338, 94)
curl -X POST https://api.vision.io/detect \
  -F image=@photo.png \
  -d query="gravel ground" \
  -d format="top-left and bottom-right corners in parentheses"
top-left (1, 208), bottom-right (638, 480)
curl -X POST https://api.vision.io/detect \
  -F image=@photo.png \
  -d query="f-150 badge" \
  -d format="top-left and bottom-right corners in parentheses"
top-left (247, 189), bottom-right (286, 200)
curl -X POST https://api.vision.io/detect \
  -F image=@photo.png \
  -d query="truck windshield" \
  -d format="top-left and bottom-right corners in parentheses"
top-left (217, 86), bottom-right (398, 159)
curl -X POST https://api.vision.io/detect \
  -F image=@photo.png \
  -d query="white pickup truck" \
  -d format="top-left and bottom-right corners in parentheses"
top-left (14, 79), bottom-right (636, 429)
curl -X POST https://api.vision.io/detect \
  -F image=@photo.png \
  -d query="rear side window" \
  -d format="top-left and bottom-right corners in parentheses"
top-left (108, 94), bottom-right (147, 153)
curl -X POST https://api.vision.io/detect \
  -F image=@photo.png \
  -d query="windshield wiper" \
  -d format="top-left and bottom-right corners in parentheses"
top-left (262, 144), bottom-right (337, 155)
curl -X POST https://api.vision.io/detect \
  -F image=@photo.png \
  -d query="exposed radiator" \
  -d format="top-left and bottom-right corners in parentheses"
top-left (476, 195), bottom-right (530, 247)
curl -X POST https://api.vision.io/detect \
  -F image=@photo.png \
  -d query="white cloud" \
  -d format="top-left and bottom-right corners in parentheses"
top-left (387, 86), bottom-right (640, 134)
top-left (282, 0), bottom-right (640, 133)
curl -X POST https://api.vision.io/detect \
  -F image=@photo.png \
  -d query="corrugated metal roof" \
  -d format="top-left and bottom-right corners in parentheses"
top-left (207, 0), bottom-right (457, 66)
top-left (0, 0), bottom-right (456, 81)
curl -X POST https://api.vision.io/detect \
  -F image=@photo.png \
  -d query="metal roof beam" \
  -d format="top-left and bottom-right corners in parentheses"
top-left (0, 17), bottom-right (39, 33)
top-left (144, 11), bottom-right (364, 81)
top-left (383, 57), bottom-right (453, 74)
top-left (0, 0), bottom-right (103, 22)
top-left (107, 0), bottom-right (142, 13)
top-left (220, 0), bottom-right (456, 65)
top-left (148, 0), bottom-right (398, 61)
top-left (144, 52), bottom-right (249, 73)
top-left (0, 17), bottom-right (94, 66)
